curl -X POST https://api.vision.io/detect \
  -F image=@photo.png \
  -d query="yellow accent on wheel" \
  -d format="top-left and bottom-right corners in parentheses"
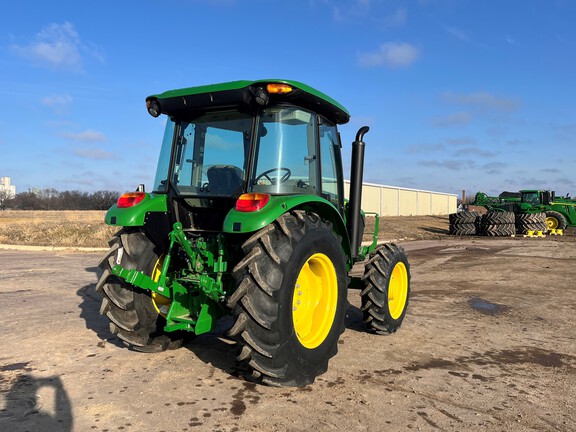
top-left (292, 253), bottom-right (338, 349)
top-left (546, 216), bottom-right (558, 230)
top-left (388, 261), bottom-right (409, 320)
top-left (151, 257), bottom-right (171, 316)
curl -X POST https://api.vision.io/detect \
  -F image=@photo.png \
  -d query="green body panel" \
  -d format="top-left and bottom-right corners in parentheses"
top-left (150, 80), bottom-right (254, 100)
top-left (526, 202), bottom-right (576, 226)
top-left (223, 195), bottom-right (352, 257)
top-left (105, 193), bottom-right (168, 226)
top-left (473, 192), bottom-right (520, 207)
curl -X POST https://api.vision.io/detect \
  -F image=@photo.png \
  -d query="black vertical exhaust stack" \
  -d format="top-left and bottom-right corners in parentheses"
top-left (348, 126), bottom-right (369, 259)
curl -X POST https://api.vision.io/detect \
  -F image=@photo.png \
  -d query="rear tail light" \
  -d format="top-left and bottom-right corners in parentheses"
top-left (117, 192), bottom-right (147, 208)
top-left (235, 193), bottom-right (270, 212)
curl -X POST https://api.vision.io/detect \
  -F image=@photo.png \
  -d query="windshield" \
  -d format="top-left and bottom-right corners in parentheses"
top-left (522, 192), bottom-right (540, 204)
top-left (153, 112), bottom-right (252, 196)
top-left (153, 106), bottom-right (328, 199)
top-left (250, 107), bottom-right (317, 195)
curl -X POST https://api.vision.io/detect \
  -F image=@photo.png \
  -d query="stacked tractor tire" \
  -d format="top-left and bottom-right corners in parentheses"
top-left (449, 210), bottom-right (548, 237)
top-left (480, 211), bottom-right (515, 236)
top-left (449, 211), bottom-right (478, 235)
top-left (514, 212), bottom-right (547, 234)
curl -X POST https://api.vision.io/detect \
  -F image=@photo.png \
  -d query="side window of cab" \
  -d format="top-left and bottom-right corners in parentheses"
top-left (319, 120), bottom-right (342, 209)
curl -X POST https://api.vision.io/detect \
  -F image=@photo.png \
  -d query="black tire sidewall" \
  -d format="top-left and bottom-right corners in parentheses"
top-left (546, 211), bottom-right (567, 230)
top-left (362, 245), bottom-right (410, 333)
top-left (274, 225), bottom-right (347, 374)
top-left (118, 230), bottom-right (166, 337)
top-left (380, 251), bottom-right (410, 329)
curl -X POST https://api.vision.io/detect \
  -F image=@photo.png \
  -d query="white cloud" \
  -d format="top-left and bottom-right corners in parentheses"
top-left (443, 91), bottom-right (520, 112)
top-left (445, 26), bottom-right (471, 43)
top-left (10, 22), bottom-right (104, 71)
top-left (42, 94), bottom-right (73, 114)
top-left (63, 130), bottom-right (107, 142)
top-left (483, 162), bottom-right (507, 174)
top-left (323, 1), bottom-right (406, 28)
top-left (359, 42), bottom-right (420, 68)
top-left (407, 142), bottom-right (445, 154)
top-left (381, 8), bottom-right (407, 27)
top-left (453, 147), bottom-right (497, 158)
top-left (418, 159), bottom-right (476, 171)
top-left (42, 94), bottom-right (73, 107)
top-left (73, 148), bottom-right (115, 160)
top-left (430, 112), bottom-right (472, 127)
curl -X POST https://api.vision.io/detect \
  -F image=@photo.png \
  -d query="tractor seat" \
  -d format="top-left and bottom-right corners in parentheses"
top-left (207, 165), bottom-right (244, 195)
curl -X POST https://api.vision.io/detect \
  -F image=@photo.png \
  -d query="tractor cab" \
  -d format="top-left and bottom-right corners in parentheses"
top-left (144, 81), bottom-right (349, 236)
top-left (520, 190), bottom-right (554, 206)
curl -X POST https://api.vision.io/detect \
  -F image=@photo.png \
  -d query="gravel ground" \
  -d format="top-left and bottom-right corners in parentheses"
top-left (1, 226), bottom-right (575, 431)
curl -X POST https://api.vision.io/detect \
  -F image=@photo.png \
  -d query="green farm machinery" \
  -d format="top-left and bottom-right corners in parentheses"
top-left (475, 190), bottom-right (576, 230)
top-left (97, 80), bottom-right (411, 386)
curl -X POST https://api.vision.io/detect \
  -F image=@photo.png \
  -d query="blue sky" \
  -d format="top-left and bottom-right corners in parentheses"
top-left (1, 0), bottom-right (575, 198)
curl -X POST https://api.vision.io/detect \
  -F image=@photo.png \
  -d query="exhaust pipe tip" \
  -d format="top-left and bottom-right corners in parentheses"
top-left (355, 126), bottom-right (370, 143)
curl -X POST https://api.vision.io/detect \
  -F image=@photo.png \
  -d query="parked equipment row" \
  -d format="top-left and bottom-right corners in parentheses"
top-left (449, 211), bottom-right (547, 237)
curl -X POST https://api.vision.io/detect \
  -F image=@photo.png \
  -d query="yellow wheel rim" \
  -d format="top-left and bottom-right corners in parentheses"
top-left (388, 262), bottom-right (409, 320)
top-left (292, 253), bottom-right (338, 349)
top-left (151, 257), bottom-right (171, 317)
top-left (546, 217), bottom-right (558, 230)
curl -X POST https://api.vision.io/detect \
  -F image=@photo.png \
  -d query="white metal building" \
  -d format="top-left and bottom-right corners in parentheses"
top-left (345, 180), bottom-right (457, 216)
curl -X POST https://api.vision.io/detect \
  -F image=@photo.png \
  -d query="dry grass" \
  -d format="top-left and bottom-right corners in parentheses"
top-left (0, 210), bottom-right (117, 248)
top-left (0, 210), bottom-right (455, 249)
top-left (365, 214), bottom-right (450, 242)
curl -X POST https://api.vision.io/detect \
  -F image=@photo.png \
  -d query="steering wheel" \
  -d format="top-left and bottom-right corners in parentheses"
top-left (254, 167), bottom-right (291, 185)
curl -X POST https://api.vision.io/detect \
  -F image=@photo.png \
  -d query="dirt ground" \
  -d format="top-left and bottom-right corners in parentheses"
top-left (1, 217), bottom-right (576, 431)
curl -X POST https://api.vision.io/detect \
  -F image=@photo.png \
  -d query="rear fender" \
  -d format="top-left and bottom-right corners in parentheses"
top-left (105, 193), bottom-right (168, 227)
top-left (105, 193), bottom-right (170, 248)
top-left (223, 195), bottom-right (351, 259)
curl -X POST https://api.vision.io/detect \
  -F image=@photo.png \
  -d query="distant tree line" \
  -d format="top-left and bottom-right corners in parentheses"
top-left (0, 188), bottom-right (120, 210)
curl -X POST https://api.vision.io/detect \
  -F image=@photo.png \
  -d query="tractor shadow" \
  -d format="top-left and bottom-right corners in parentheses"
top-left (421, 226), bottom-right (450, 235)
top-left (182, 316), bottom-right (246, 378)
top-left (182, 307), bottom-right (373, 380)
top-left (76, 266), bottom-right (124, 348)
top-left (344, 304), bottom-right (367, 332)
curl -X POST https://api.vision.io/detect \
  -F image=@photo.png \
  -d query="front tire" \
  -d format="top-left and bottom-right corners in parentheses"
top-left (227, 211), bottom-right (347, 387)
top-left (361, 243), bottom-right (410, 334)
top-left (96, 228), bottom-right (182, 352)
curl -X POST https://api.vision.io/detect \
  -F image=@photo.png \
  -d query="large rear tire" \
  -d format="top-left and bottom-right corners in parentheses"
top-left (546, 211), bottom-right (567, 230)
top-left (361, 243), bottom-right (410, 334)
top-left (96, 228), bottom-right (182, 352)
top-left (227, 210), bottom-right (347, 387)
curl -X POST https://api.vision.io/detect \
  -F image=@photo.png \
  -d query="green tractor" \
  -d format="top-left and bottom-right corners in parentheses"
top-left (97, 79), bottom-right (411, 386)
top-left (476, 189), bottom-right (576, 230)
top-left (517, 190), bottom-right (576, 230)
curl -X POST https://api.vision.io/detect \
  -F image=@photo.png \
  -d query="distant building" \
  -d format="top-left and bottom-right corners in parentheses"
top-left (344, 180), bottom-right (457, 216)
top-left (0, 177), bottom-right (16, 197)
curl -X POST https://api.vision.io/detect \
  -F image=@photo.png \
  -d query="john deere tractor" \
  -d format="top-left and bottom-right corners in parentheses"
top-left (475, 189), bottom-right (576, 230)
top-left (97, 79), bottom-right (410, 386)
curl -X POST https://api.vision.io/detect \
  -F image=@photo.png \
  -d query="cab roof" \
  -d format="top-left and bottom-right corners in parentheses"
top-left (146, 79), bottom-right (350, 125)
